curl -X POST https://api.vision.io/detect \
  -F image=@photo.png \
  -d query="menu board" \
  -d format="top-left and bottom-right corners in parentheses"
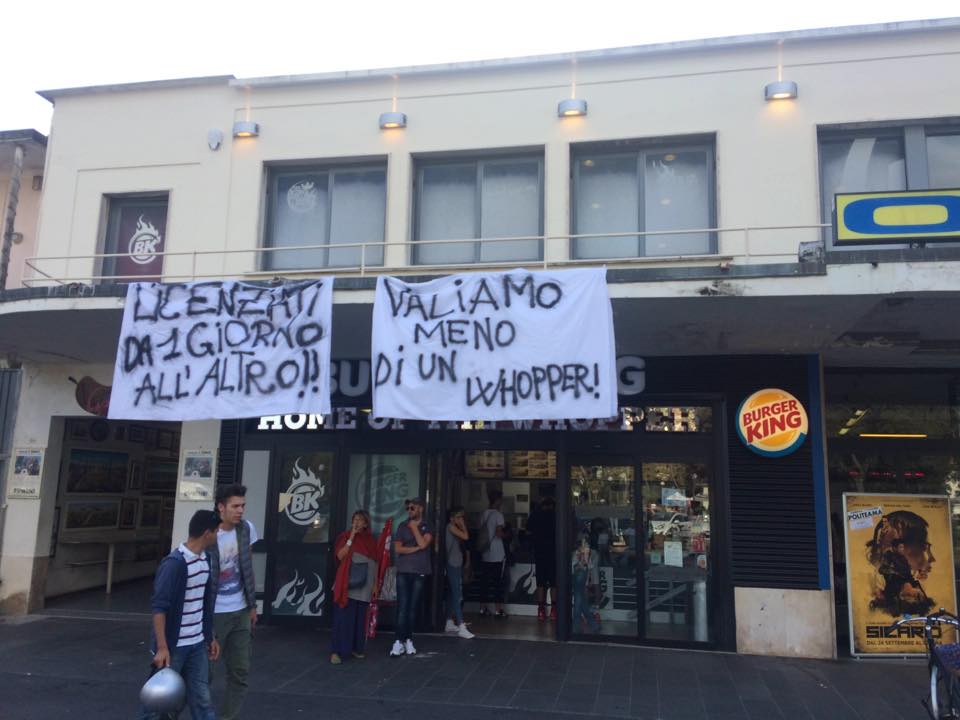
top-left (465, 450), bottom-right (505, 478)
top-left (509, 451), bottom-right (556, 479)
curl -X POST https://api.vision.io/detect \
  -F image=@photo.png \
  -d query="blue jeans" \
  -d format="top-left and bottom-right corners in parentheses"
top-left (137, 641), bottom-right (215, 720)
top-left (446, 565), bottom-right (463, 625)
top-left (395, 573), bottom-right (426, 642)
top-left (572, 569), bottom-right (599, 633)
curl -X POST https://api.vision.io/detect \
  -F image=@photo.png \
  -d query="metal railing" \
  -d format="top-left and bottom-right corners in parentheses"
top-left (20, 224), bottom-right (829, 288)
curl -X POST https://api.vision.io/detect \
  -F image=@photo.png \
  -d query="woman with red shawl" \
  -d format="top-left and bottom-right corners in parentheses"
top-left (331, 510), bottom-right (378, 664)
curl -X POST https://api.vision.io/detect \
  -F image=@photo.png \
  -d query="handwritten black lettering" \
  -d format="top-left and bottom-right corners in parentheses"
top-left (115, 280), bottom-right (330, 414)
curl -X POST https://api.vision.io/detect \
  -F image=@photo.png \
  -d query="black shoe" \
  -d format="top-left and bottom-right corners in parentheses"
top-left (480, 607), bottom-right (492, 617)
top-left (495, 609), bottom-right (508, 619)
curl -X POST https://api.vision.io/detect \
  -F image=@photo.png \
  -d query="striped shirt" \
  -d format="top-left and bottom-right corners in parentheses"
top-left (176, 544), bottom-right (209, 647)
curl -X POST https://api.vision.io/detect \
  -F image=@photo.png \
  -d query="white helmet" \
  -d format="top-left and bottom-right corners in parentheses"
top-left (140, 667), bottom-right (186, 713)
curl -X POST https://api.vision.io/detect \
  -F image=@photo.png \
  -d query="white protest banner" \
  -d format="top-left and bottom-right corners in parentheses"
top-left (372, 267), bottom-right (617, 421)
top-left (109, 280), bottom-right (333, 421)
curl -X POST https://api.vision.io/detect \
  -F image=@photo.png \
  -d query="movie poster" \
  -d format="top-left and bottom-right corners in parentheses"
top-left (843, 493), bottom-right (957, 656)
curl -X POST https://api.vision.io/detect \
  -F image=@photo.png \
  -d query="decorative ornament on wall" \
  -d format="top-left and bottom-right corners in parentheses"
top-left (69, 376), bottom-right (112, 417)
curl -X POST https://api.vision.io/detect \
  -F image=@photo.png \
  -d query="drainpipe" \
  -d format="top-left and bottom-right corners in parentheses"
top-left (0, 143), bottom-right (25, 292)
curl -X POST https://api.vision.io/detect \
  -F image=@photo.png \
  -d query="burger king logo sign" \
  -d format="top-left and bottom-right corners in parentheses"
top-left (737, 389), bottom-right (808, 457)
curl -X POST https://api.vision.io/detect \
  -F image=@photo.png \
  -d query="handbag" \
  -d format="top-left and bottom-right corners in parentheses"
top-left (348, 561), bottom-right (369, 589)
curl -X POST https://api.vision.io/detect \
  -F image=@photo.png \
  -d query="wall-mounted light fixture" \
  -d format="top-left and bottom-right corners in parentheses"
top-left (765, 40), bottom-right (798, 101)
top-left (378, 111), bottom-right (407, 130)
top-left (232, 121), bottom-right (259, 138)
top-left (557, 98), bottom-right (587, 117)
top-left (764, 80), bottom-right (798, 101)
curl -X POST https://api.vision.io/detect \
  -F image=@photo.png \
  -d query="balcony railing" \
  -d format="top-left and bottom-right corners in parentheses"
top-left (20, 224), bottom-right (829, 288)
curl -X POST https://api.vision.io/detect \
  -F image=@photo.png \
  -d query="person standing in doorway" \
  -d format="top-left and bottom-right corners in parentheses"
top-left (480, 490), bottom-right (507, 618)
top-left (444, 506), bottom-right (475, 639)
top-left (527, 496), bottom-right (558, 621)
top-left (136, 510), bottom-right (221, 720)
top-left (331, 509), bottom-right (379, 663)
top-left (391, 497), bottom-right (433, 657)
top-left (208, 484), bottom-right (258, 720)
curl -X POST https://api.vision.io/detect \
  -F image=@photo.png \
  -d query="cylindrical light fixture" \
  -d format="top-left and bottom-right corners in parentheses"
top-left (764, 80), bottom-right (798, 101)
top-left (557, 98), bottom-right (587, 117)
top-left (379, 112), bottom-right (407, 129)
top-left (232, 121), bottom-right (260, 138)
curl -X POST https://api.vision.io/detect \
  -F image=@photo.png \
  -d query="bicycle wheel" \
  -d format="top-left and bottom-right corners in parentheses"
top-left (928, 663), bottom-right (960, 719)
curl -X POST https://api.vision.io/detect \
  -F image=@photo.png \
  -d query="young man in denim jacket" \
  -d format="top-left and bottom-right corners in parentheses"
top-left (137, 510), bottom-right (222, 720)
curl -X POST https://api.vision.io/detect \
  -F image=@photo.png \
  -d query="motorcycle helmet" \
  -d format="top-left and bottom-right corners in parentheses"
top-left (140, 667), bottom-right (186, 713)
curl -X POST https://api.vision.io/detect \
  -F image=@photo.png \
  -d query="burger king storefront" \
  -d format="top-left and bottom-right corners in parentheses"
top-left (221, 353), bottom-right (827, 654)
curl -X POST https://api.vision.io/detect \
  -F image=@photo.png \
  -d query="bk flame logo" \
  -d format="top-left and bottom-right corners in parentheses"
top-left (282, 458), bottom-right (326, 526)
top-left (271, 570), bottom-right (325, 616)
top-left (128, 215), bottom-right (161, 265)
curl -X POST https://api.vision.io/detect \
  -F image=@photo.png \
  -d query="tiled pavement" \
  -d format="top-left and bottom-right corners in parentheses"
top-left (0, 610), bottom-right (932, 720)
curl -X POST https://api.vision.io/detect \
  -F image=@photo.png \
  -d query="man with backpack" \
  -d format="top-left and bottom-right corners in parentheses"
top-left (479, 490), bottom-right (507, 618)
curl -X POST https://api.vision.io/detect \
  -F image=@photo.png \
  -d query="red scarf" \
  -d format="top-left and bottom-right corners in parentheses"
top-left (333, 528), bottom-right (378, 608)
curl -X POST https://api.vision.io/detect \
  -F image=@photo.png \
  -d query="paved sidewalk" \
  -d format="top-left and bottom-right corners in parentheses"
top-left (0, 612), bottom-right (931, 719)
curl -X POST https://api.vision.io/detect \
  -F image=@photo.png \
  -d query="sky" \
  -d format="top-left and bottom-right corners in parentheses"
top-left (4, 0), bottom-right (958, 134)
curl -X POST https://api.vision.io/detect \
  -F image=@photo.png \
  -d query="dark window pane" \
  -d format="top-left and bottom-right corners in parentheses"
top-left (479, 160), bottom-right (541, 262)
top-left (643, 150), bottom-right (710, 256)
top-left (927, 133), bottom-right (960, 188)
top-left (268, 172), bottom-right (328, 270)
top-left (417, 163), bottom-right (476, 264)
top-left (820, 136), bottom-right (905, 227)
top-left (329, 169), bottom-right (386, 267)
top-left (574, 154), bottom-right (639, 259)
top-left (102, 196), bottom-right (168, 281)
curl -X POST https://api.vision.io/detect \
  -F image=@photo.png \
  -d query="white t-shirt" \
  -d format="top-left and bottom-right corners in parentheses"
top-left (481, 508), bottom-right (505, 563)
top-left (177, 544), bottom-right (209, 647)
top-left (215, 520), bottom-right (259, 614)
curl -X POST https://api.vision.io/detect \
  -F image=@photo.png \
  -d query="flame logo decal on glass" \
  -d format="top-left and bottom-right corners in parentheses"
top-left (271, 570), bottom-right (325, 616)
top-left (128, 215), bottom-right (162, 265)
top-left (280, 458), bottom-right (326, 526)
top-left (286, 180), bottom-right (319, 213)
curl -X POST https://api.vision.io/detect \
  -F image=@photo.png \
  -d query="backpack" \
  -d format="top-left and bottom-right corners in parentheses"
top-left (476, 511), bottom-right (492, 554)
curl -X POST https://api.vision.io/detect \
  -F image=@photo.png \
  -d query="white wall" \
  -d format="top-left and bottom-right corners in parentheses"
top-left (171, 420), bottom-right (222, 545)
top-left (30, 26), bottom-right (960, 283)
top-left (0, 362), bottom-right (113, 611)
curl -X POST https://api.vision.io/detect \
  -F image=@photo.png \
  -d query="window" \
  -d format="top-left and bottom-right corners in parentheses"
top-left (414, 155), bottom-right (543, 265)
top-left (572, 140), bottom-right (715, 259)
top-left (101, 194), bottom-right (168, 281)
top-left (819, 121), bottom-right (960, 248)
top-left (265, 164), bottom-right (386, 270)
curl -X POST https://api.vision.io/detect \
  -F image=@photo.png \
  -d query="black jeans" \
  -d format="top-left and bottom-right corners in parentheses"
top-left (482, 560), bottom-right (505, 604)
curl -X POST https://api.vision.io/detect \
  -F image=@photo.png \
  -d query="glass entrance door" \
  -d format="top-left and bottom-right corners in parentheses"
top-left (267, 450), bottom-right (335, 621)
top-left (569, 461), bottom-right (639, 638)
top-left (640, 462), bottom-right (712, 643)
top-left (568, 458), bottom-right (715, 644)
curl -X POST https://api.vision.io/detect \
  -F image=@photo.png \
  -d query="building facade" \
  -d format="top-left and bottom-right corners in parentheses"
top-left (1, 19), bottom-right (959, 659)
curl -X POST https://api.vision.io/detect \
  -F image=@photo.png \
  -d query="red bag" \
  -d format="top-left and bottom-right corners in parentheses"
top-left (366, 518), bottom-right (393, 639)
top-left (366, 599), bottom-right (379, 639)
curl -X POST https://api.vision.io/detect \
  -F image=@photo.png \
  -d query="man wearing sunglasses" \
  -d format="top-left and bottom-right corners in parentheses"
top-left (390, 497), bottom-right (433, 657)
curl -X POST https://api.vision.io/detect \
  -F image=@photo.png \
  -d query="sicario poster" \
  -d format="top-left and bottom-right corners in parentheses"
top-left (843, 493), bottom-right (957, 656)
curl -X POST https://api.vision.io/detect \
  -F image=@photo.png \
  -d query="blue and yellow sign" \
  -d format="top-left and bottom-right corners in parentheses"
top-left (834, 189), bottom-right (960, 245)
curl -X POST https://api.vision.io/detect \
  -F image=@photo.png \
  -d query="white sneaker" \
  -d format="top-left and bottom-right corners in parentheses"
top-left (444, 619), bottom-right (458, 633)
top-left (457, 624), bottom-right (475, 639)
top-left (389, 640), bottom-right (405, 657)
top-left (404, 639), bottom-right (416, 655)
